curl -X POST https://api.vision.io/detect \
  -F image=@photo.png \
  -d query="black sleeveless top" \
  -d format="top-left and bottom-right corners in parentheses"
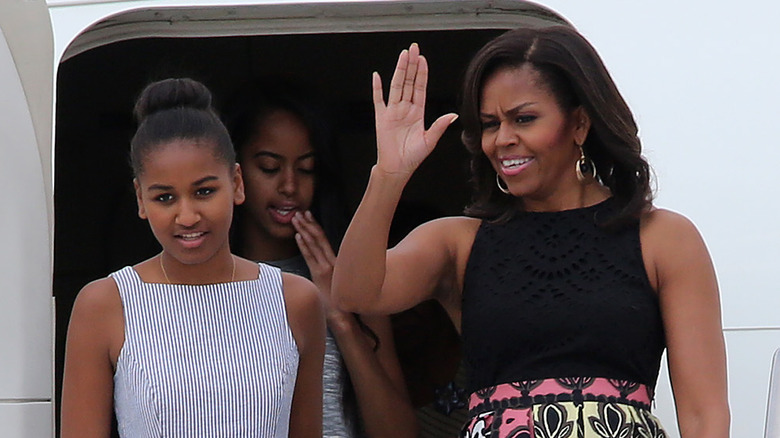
top-left (461, 198), bottom-right (665, 393)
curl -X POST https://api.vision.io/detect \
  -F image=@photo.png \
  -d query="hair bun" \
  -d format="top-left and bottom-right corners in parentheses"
top-left (134, 78), bottom-right (212, 122)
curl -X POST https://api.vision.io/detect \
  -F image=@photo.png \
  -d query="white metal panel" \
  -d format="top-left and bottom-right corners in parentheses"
top-left (0, 27), bottom-right (53, 403)
top-left (0, 403), bottom-right (54, 438)
top-left (49, 0), bottom-right (566, 61)
top-left (766, 348), bottom-right (780, 438)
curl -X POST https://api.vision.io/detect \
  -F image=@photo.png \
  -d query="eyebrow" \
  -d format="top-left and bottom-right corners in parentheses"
top-left (147, 175), bottom-right (219, 191)
top-left (253, 151), bottom-right (316, 162)
top-left (480, 102), bottom-right (537, 118)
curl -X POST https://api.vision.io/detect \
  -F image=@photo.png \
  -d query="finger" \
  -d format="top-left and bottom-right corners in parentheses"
top-left (303, 211), bottom-right (337, 264)
top-left (402, 43), bottom-right (420, 102)
top-left (372, 71), bottom-right (386, 115)
top-left (295, 233), bottom-right (318, 266)
top-left (387, 49), bottom-right (408, 104)
top-left (425, 113), bottom-right (459, 149)
top-left (294, 212), bottom-right (336, 265)
top-left (295, 233), bottom-right (332, 294)
top-left (293, 214), bottom-right (331, 267)
top-left (412, 54), bottom-right (429, 107)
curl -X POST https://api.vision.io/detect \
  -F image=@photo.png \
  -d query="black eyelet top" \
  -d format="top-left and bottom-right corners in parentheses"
top-left (461, 198), bottom-right (665, 393)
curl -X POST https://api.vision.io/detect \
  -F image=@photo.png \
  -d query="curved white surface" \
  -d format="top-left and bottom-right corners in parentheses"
top-left (767, 348), bottom-right (780, 438)
top-left (0, 27), bottom-right (53, 401)
top-left (49, 0), bottom-right (566, 61)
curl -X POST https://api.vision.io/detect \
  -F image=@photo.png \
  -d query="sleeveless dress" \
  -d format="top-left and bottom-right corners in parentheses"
top-left (461, 198), bottom-right (668, 437)
top-left (111, 263), bottom-right (299, 437)
top-left (267, 255), bottom-right (363, 437)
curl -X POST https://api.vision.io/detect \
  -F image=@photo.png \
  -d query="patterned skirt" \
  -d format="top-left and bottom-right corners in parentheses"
top-left (461, 377), bottom-right (667, 438)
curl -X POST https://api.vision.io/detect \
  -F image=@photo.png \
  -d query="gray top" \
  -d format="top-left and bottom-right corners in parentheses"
top-left (267, 255), bottom-right (362, 437)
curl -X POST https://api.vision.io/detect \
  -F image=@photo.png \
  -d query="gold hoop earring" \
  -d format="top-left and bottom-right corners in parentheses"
top-left (496, 173), bottom-right (511, 194)
top-left (575, 145), bottom-right (596, 182)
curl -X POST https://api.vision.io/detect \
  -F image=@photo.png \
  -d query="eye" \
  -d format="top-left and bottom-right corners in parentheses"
top-left (258, 166), bottom-right (280, 175)
top-left (480, 120), bottom-right (499, 131)
top-left (154, 193), bottom-right (174, 203)
top-left (195, 187), bottom-right (216, 197)
top-left (516, 115), bottom-right (537, 124)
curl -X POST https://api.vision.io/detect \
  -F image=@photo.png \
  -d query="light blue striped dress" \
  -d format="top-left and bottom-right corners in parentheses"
top-left (111, 263), bottom-right (299, 437)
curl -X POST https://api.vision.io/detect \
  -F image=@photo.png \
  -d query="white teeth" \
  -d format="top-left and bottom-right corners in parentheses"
top-left (180, 232), bottom-right (204, 240)
top-left (275, 209), bottom-right (293, 216)
top-left (501, 158), bottom-right (531, 168)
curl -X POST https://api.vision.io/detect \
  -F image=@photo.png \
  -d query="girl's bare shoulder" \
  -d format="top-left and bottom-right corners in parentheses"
top-left (71, 276), bottom-right (122, 321)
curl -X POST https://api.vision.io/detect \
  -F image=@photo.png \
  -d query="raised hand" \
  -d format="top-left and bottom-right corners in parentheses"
top-left (372, 43), bottom-right (458, 177)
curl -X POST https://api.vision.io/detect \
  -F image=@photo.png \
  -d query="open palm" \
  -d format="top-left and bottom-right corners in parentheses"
top-left (373, 43), bottom-right (457, 177)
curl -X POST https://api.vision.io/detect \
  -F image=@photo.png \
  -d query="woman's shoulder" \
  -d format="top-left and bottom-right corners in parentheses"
top-left (640, 207), bottom-right (702, 240)
top-left (639, 207), bottom-right (710, 285)
top-left (406, 215), bottom-right (482, 245)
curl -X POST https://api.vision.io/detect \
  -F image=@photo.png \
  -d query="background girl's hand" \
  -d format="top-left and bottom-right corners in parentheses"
top-left (292, 211), bottom-right (354, 327)
top-left (293, 211), bottom-right (336, 294)
top-left (372, 43), bottom-right (458, 177)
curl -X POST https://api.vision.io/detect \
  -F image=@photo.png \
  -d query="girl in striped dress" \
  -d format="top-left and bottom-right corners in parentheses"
top-left (60, 77), bottom-right (325, 438)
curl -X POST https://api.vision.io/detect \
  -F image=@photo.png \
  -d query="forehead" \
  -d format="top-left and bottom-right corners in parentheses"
top-left (246, 109), bottom-right (313, 158)
top-left (139, 139), bottom-right (231, 185)
top-left (480, 65), bottom-right (556, 110)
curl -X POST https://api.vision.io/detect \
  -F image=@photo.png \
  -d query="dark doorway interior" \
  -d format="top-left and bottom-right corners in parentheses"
top-left (54, 28), bottom-right (502, 432)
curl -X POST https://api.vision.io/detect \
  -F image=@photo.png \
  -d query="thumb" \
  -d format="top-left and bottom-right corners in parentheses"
top-left (425, 113), bottom-right (459, 148)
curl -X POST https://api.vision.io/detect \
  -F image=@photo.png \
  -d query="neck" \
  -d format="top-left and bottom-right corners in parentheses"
top-left (523, 180), bottom-right (612, 212)
top-left (160, 245), bottom-right (235, 285)
top-left (239, 221), bottom-right (299, 262)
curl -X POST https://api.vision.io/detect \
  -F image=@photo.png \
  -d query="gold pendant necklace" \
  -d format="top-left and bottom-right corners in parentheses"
top-left (159, 253), bottom-right (236, 284)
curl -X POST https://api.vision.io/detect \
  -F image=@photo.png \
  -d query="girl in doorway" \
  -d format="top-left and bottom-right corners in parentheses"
top-left (61, 78), bottom-right (325, 437)
top-left (226, 84), bottom-right (417, 437)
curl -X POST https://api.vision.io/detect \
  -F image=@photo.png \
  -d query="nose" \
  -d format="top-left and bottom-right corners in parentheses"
top-left (175, 198), bottom-right (200, 227)
top-left (278, 167), bottom-right (297, 197)
top-left (495, 121), bottom-right (517, 147)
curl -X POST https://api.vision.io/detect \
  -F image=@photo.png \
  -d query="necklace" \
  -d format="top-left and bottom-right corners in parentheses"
top-left (159, 253), bottom-right (236, 284)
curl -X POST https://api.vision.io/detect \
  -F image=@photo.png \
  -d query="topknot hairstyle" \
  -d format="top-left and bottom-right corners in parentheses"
top-left (460, 26), bottom-right (653, 227)
top-left (130, 78), bottom-right (235, 176)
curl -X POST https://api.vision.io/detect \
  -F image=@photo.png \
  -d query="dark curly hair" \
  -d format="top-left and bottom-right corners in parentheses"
top-left (460, 26), bottom-right (653, 226)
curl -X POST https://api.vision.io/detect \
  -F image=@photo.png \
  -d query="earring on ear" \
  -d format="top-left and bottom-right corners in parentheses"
top-left (575, 143), bottom-right (596, 183)
top-left (496, 173), bottom-right (511, 195)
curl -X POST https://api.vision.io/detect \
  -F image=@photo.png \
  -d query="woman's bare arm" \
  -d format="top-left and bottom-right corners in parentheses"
top-left (332, 43), bottom-right (458, 314)
top-left (642, 209), bottom-right (730, 437)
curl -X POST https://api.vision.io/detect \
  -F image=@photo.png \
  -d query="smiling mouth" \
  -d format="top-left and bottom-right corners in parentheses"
top-left (501, 157), bottom-right (532, 169)
top-left (177, 231), bottom-right (205, 241)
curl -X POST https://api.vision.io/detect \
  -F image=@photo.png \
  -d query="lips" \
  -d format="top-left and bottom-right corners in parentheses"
top-left (175, 231), bottom-right (207, 249)
top-left (500, 156), bottom-right (534, 176)
top-left (268, 205), bottom-right (300, 225)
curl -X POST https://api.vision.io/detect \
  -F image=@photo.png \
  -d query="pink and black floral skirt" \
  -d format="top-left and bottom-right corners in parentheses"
top-left (461, 377), bottom-right (667, 438)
